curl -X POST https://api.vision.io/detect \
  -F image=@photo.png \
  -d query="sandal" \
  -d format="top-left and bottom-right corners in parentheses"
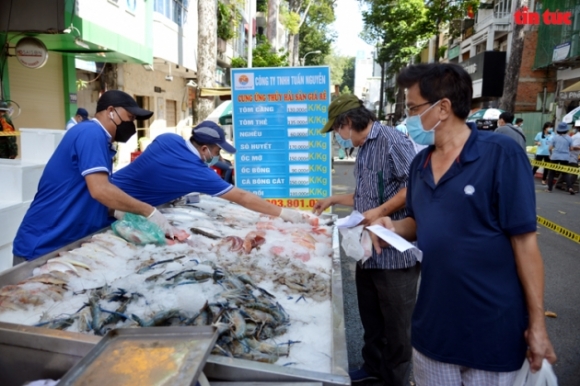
top-left (569, 189), bottom-right (576, 195)
top-left (541, 180), bottom-right (546, 185)
top-left (544, 189), bottom-right (552, 193)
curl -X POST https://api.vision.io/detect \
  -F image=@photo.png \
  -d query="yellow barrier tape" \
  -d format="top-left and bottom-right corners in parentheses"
top-left (537, 215), bottom-right (580, 244)
top-left (0, 131), bottom-right (20, 136)
top-left (530, 159), bottom-right (580, 175)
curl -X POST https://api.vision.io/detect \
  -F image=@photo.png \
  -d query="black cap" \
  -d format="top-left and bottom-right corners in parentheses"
top-left (192, 121), bottom-right (236, 153)
top-left (96, 90), bottom-right (153, 119)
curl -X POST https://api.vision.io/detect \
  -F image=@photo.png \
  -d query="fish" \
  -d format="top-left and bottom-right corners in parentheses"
top-left (218, 236), bottom-right (244, 252)
top-left (189, 227), bottom-right (222, 240)
top-left (242, 231), bottom-right (266, 253)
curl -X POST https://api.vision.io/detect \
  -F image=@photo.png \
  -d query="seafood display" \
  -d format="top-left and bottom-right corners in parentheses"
top-left (0, 196), bottom-right (335, 373)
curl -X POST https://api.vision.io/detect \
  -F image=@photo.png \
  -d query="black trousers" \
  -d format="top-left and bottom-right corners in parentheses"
top-left (356, 264), bottom-right (420, 385)
top-left (532, 154), bottom-right (550, 181)
top-left (547, 160), bottom-right (573, 191)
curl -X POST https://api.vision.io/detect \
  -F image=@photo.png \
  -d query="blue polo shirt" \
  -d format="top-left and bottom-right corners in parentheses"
top-left (534, 132), bottom-right (551, 156)
top-left (111, 133), bottom-right (233, 206)
top-left (13, 120), bottom-right (115, 260)
top-left (549, 134), bottom-right (572, 161)
top-left (407, 123), bottom-right (536, 372)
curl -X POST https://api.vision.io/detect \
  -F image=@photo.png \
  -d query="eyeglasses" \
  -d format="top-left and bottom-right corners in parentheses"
top-left (405, 101), bottom-right (432, 117)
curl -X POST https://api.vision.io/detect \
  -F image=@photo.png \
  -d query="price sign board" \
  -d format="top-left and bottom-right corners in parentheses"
top-left (231, 67), bottom-right (331, 210)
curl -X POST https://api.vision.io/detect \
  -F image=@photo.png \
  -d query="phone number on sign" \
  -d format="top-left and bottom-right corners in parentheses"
top-left (266, 199), bottom-right (318, 209)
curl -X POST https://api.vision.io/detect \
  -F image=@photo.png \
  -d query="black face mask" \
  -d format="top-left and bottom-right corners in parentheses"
top-left (111, 109), bottom-right (136, 143)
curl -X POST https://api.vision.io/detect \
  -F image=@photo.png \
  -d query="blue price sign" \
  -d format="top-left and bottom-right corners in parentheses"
top-left (231, 67), bottom-right (331, 210)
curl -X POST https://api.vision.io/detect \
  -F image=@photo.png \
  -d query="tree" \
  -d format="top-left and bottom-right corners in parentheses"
top-left (341, 57), bottom-right (355, 93)
top-left (324, 52), bottom-right (349, 86)
top-left (422, 0), bottom-right (478, 62)
top-left (499, 0), bottom-right (526, 113)
top-left (197, 0), bottom-right (217, 123)
top-left (360, 0), bottom-right (428, 120)
top-left (231, 39), bottom-right (289, 68)
top-left (267, 0), bottom-right (279, 47)
top-left (284, 0), bottom-right (313, 66)
top-left (298, 0), bottom-right (336, 66)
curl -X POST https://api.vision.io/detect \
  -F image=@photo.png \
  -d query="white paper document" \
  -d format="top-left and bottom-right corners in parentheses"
top-left (366, 225), bottom-right (423, 262)
top-left (336, 211), bottom-right (365, 228)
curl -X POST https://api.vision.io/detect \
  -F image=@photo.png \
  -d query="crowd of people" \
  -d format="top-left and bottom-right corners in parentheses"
top-left (5, 61), bottom-right (572, 385)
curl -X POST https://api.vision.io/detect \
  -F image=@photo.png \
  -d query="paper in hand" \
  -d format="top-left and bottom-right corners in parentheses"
top-left (366, 225), bottom-right (423, 262)
top-left (336, 211), bottom-right (365, 228)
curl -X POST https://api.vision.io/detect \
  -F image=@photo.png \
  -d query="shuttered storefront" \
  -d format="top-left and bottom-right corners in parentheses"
top-left (8, 54), bottom-right (65, 130)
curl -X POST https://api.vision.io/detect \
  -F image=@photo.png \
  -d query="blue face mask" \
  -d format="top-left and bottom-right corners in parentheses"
top-left (335, 129), bottom-right (353, 148)
top-left (406, 100), bottom-right (441, 146)
top-left (204, 148), bottom-right (220, 167)
top-left (548, 129), bottom-right (553, 134)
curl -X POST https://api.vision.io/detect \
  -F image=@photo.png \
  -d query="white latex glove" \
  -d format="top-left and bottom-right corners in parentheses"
top-left (147, 208), bottom-right (174, 239)
top-left (280, 208), bottom-right (311, 224)
top-left (113, 210), bottom-right (126, 220)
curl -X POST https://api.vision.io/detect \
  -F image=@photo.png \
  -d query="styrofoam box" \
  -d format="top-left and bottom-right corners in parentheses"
top-left (0, 159), bottom-right (45, 202)
top-left (0, 200), bottom-right (32, 247)
top-left (0, 242), bottom-right (14, 273)
top-left (20, 128), bottom-right (66, 164)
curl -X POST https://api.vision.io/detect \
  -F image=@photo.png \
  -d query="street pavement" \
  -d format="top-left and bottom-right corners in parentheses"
top-left (331, 160), bottom-right (580, 386)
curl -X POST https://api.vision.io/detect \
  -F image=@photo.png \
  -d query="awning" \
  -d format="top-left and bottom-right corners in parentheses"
top-left (562, 81), bottom-right (580, 92)
top-left (200, 87), bottom-right (231, 97)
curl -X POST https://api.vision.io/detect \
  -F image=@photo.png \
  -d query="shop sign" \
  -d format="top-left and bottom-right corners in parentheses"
top-left (559, 91), bottom-right (580, 100)
top-left (448, 45), bottom-right (460, 60)
top-left (15, 37), bottom-right (49, 69)
top-left (553, 42), bottom-right (571, 62)
top-left (231, 67), bottom-right (332, 210)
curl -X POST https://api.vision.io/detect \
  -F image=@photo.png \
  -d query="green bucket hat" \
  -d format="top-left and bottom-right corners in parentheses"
top-left (321, 94), bottom-right (362, 133)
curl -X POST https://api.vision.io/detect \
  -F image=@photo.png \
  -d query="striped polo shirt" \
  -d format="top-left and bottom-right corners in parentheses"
top-left (354, 121), bottom-right (418, 269)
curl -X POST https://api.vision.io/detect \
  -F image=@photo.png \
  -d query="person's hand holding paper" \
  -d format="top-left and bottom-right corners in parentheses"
top-left (368, 217), bottom-right (397, 253)
top-left (367, 217), bottom-right (423, 262)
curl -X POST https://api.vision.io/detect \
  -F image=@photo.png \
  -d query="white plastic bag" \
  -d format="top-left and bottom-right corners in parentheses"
top-left (339, 225), bottom-right (372, 264)
top-left (513, 359), bottom-right (558, 386)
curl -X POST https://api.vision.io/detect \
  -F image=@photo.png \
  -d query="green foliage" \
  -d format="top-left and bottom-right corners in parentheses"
top-left (76, 79), bottom-right (88, 90)
top-left (298, 0), bottom-right (336, 66)
top-left (280, 2), bottom-right (301, 35)
top-left (360, 0), bottom-right (430, 76)
top-left (230, 41), bottom-right (288, 68)
top-left (341, 57), bottom-right (355, 93)
top-left (230, 57), bottom-right (248, 68)
top-left (217, 1), bottom-right (235, 41)
top-left (324, 53), bottom-right (348, 86)
top-left (257, 0), bottom-right (267, 13)
top-left (438, 45), bottom-right (447, 59)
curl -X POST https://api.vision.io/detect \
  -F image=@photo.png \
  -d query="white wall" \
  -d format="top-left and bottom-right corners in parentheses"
top-left (152, 4), bottom-right (199, 72)
top-left (77, 0), bottom-right (148, 47)
top-left (354, 51), bottom-right (374, 100)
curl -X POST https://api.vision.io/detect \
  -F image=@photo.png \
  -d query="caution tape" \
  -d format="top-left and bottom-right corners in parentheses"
top-left (537, 215), bottom-right (580, 244)
top-left (530, 159), bottom-right (580, 175)
top-left (0, 131), bottom-right (20, 136)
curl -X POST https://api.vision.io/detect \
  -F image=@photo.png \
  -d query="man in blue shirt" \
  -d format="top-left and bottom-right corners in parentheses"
top-left (112, 121), bottom-right (312, 223)
top-left (65, 108), bottom-right (89, 130)
top-left (371, 63), bottom-right (556, 384)
top-left (313, 95), bottom-right (419, 385)
top-left (13, 91), bottom-right (173, 264)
